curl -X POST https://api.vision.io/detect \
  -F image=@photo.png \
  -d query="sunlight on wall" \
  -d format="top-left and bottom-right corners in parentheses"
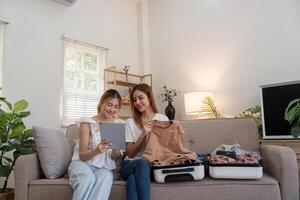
top-left (186, 61), bottom-right (232, 90)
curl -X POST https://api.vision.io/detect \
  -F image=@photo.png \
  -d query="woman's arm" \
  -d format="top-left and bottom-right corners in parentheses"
top-left (79, 123), bottom-right (110, 161)
top-left (126, 122), bottom-right (152, 158)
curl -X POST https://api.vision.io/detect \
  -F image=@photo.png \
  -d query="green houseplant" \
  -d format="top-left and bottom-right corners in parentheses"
top-left (284, 98), bottom-right (300, 138)
top-left (0, 89), bottom-right (35, 196)
top-left (201, 96), bottom-right (224, 118)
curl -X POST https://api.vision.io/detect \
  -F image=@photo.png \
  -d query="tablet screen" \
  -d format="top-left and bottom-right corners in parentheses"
top-left (99, 122), bottom-right (126, 149)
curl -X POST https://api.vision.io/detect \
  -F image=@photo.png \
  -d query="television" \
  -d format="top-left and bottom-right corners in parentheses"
top-left (260, 80), bottom-right (300, 139)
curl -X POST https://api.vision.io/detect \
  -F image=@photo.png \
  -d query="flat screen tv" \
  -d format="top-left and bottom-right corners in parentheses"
top-left (260, 80), bottom-right (300, 139)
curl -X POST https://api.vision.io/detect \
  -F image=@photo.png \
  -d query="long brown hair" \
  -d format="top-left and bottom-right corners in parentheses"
top-left (97, 89), bottom-right (122, 114)
top-left (130, 83), bottom-right (158, 128)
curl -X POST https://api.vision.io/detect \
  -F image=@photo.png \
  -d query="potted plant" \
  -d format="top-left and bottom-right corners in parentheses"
top-left (236, 105), bottom-right (262, 138)
top-left (0, 89), bottom-right (35, 199)
top-left (284, 98), bottom-right (300, 139)
top-left (159, 85), bottom-right (180, 120)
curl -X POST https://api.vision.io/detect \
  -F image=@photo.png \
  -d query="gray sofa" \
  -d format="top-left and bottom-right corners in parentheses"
top-left (15, 118), bottom-right (299, 200)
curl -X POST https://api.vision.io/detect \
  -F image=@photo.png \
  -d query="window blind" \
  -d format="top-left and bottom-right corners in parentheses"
top-left (62, 39), bottom-right (107, 126)
top-left (0, 23), bottom-right (4, 90)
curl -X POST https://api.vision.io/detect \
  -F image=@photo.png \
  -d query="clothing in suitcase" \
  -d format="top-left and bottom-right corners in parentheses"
top-left (142, 120), bottom-right (204, 183)
top-left (143, 120), bottom-right (197, 166)
top-left (208, 144), bottom-right (263, 179)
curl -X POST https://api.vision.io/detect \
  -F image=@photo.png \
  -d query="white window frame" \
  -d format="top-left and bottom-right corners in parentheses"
top-left (0, 21), bottom-right (8, 92)
top-left (61, 37), bottom-right (107, 126)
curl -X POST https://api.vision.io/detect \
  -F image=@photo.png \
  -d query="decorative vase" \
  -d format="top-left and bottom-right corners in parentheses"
top-left (165, 102), bottom-right (175, 120)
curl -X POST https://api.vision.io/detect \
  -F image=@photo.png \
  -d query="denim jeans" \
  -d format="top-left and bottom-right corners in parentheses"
top-left (68, 160), bottom-right (113, 200)
top-left (121, 159), bottom-right (151, 200)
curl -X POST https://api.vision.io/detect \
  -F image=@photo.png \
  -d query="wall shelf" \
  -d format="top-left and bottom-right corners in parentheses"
top-left (104, 66), bottom-right (152, 119)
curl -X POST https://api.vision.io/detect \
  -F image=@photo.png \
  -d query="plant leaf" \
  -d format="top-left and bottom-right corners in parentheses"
top-left (201, 96), bottom-right (224, 118)
top-left (0, 143), bottom-right (15, 152)
top-left (285, 101), bottom-right (300, 123)
top-left (9, 123), bottom-right (26, 139)
top-left (0, 165), bottom-right (10, 177)
top-left (0, 97), bottom-right (12, 110)
top-left (24, 128), bottom-right (34, 139)
top-left (2, 155), bottom-right (12, 163)
top-left (17, 111), bottom-right (31, 118)
top-left (291, 120), bottom-right (300, 139)
top-left (13, 100), bottom-right (28, 112)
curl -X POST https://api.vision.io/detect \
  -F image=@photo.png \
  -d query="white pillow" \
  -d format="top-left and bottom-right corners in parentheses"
top-left (33, 126), bottom-right (74, 179)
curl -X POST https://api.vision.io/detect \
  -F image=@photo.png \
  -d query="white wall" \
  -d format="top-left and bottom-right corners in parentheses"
top-left (147, 0), bottom-right (300, 119)
top-left (0, 0), bottom-right (140, 187)
top-left (0, 0), bottom-right (140, 129)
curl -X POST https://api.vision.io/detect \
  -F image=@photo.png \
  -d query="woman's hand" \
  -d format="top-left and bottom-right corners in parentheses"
top-left (95, 139), bottom-right (111, 154)
top-left (141, 121), bottom-right (153, 138)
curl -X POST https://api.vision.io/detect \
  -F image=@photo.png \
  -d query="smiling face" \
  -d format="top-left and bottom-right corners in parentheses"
top-left (132, 90), bottom-right (151, 113)
top-left (99, 97), bottom-right (120, 120)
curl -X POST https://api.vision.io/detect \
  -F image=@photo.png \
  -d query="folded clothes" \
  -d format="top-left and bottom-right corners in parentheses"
top-left (209, 144), bottom-right (261, 164)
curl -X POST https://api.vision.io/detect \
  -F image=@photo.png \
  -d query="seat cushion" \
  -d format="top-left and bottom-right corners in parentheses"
top-left (29, 173), bottom-right (280, 200)
top-left (29, 178), bottom-right (73, 200)
top-left (110, 173), bottom-right (280, 200)
top-left (150, 174), bottom-right (280, 200)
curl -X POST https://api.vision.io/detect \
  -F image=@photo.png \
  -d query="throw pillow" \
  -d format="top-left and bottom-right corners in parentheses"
top-left (33, 126), bottom-right (74, 179)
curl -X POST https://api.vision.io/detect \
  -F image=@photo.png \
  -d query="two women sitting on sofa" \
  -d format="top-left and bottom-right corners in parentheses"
top-left (68, 83), bottom-right (168, 200)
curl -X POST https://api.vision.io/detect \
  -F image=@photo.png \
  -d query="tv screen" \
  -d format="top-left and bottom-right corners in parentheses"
top-left (260, 81), bottom-right (300, 139)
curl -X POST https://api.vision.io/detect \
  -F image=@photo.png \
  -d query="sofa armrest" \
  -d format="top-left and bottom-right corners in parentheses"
top-left (260, 145), bottom-right (299, 200)
top-left (14, 153), bottom-right (44, 200)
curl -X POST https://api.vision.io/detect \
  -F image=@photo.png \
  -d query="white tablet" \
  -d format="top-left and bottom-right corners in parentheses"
top-left (99, 122), bottom-right (126, 149)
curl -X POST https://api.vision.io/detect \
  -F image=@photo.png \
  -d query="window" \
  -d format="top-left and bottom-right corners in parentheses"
top-left (62, 37), bottom-right (107, 126)
top-left (0, 22), bottom-right (6, 90)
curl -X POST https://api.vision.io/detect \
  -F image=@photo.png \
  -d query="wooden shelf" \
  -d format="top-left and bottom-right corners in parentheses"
top-left (119, 115), bottom-right (131, 119)
top-left (107, 80), bottom-right (138, 88)
top-left (104, 66), bottom-right (152, 119)
top-left (122, 101), bottom-right (130, 105)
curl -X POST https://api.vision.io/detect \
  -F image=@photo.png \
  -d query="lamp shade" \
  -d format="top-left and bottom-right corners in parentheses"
top-left (184, 91), bottom-right (213, 114)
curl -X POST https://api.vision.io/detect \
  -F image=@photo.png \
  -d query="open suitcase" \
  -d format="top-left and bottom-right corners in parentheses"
top-left (152, 162), bottom-right (205, 183)
top-left (209, 162), bottom-right (263, 179)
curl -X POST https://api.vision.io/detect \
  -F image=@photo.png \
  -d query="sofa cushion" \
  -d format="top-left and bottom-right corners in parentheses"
top-left (111, 174), bottom-right (280, 200)
top-left (33, 126), bottom-right (74, 179)
top-left (28, 173), bottom-right (279, 200)
top-left (180, 118), bottom-right (259, 154)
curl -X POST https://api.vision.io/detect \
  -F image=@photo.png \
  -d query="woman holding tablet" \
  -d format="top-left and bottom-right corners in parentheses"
top-left (121, 83), bottom-right (168, 200)
top-left (68, 89), bottom-right (124, 200)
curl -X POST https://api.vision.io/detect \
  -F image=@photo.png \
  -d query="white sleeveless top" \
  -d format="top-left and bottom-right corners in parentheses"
top-left (72, 117), bottom-right (125, 170)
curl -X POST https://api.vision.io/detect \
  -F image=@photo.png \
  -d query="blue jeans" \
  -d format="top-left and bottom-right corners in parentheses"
top-left (68, 160), bottom-right (113, 200)
top-left (121, 159), bottom-right (151, 200)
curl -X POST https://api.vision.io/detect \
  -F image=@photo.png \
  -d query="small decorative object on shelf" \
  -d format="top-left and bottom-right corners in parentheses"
top-left (284, 99), bottom-right (300, 139)
top-left (236, 105), bottom-right (262, 138)
top-left (123, 65), bottom-right (131, 81)
top-left (159, 85), bottom-right (180, 120)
